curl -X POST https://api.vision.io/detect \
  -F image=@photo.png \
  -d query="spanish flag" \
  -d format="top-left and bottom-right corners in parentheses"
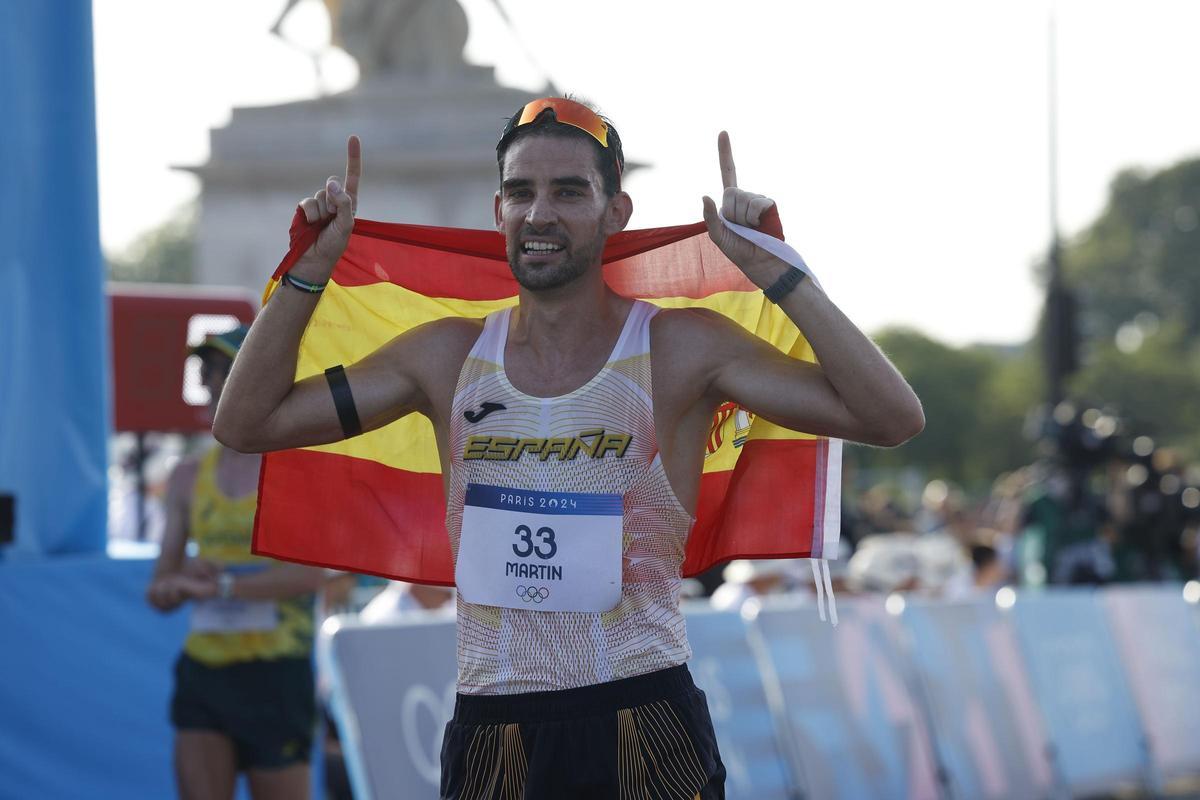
top-left (253, 211), bottom-right (841, 586)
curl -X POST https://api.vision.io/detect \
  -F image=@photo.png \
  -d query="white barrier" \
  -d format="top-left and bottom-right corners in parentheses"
top-left (320, 586), bottom-right (1200, 800)
top-left (1102, 586), bottom-right (1200, 791)
top-left (1008, 590), bottom-right (1153, 797)
top-left (749, 596), bottom-right (942, 800)
top-left (320, 612), bottom-right (457, 800)
top-left (683, 604), bottom-right (798, 799)
top-left (902, 600), bottom-right (1056, 800)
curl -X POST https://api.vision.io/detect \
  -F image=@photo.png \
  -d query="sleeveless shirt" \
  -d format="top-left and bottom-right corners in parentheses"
top-left (183, 447), bottom-right (314, 667)
top-left (446, 300), bottom-right (695, 695)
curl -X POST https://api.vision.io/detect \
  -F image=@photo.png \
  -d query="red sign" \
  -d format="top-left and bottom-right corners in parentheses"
top-left (108, 284), bottom-right (257, 433)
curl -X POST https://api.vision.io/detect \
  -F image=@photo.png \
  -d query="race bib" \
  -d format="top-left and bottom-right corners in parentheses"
top-left (190, 565), bottom-right (279, 633)
top-left (456, 484), bottom-right (623, 612)
top-left (191, 598), bottom-right (279, 633)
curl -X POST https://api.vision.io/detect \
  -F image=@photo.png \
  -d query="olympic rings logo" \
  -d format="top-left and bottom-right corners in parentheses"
top-left (515, 585), bottom-right (550, 603)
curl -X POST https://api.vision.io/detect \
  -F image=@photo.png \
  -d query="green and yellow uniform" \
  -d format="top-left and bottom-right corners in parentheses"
top-left (183, 447), bottom-right (313, 665)
top-left (170, 447), bottom-right (316, 769)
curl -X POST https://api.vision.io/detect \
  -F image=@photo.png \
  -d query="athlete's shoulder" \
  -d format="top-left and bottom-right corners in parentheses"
top-left (650, 305), bottom-right (770, 398)
top-left (648, 307), bottom-right (742, 394)
top-left (381, 315), bottom-right (483, 363)
top-left (164, 451), bottom-right (204, 507)
top-left (651, 305), bottom-right (742, 352)
top-left (652, 304), bottom-right (736, 327)
top-left (171, 451), bottom-right (204, 481)
top-left (418, 315), bottom-right (485, 347)
top-left (380, 316), bottom-right (487, 398)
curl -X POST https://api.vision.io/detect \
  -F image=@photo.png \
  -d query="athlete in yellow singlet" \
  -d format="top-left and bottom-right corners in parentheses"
top-left (147, 326), bottom-right (326, 800)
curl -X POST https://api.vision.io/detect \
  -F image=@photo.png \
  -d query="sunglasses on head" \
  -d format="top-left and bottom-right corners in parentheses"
top-left (500, 98), bottom-right (623, 175)
top-left (505, 98), bottom-right (609, 146)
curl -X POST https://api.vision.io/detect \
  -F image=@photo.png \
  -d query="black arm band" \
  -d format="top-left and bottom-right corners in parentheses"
top-left (764, 267), bottom-right (807, 304)
top-left (324, 365), bottom-right (363, 438)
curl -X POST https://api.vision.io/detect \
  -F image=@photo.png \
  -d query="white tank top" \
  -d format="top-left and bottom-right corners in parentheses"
top-left (445, 300), bottom-right (694, 695)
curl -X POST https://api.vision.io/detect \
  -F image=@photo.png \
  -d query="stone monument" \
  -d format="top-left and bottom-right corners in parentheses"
top-left (188, 0), bottom-right (544, 292)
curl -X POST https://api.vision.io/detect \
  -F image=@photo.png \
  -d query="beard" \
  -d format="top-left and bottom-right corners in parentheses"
top-left (506, 226), bottom-right (606, 292)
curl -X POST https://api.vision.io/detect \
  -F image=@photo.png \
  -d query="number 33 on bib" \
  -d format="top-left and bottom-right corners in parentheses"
top-left (456, 484), bottom-right (623, 612)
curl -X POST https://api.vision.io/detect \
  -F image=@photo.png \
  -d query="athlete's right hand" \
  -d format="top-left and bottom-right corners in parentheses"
top-left (147, 574), bottom-right (189, 611)
top-left (180, 557), bottom-right (220, 581)
top-left (295, 135), bottom-right (361, 275)
top-left (146, 573), bottom-right (218, 611)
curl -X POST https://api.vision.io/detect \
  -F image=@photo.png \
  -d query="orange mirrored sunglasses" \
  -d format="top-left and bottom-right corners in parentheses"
top-left (508, 97), bottom-right (610, 148)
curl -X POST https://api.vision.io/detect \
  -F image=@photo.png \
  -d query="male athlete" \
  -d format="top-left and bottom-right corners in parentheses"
top-left (215, 97), bottom-right (924, 798)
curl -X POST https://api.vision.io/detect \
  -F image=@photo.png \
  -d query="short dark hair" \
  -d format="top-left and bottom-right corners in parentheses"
top-left (496, 100), bottom-right (624, 198)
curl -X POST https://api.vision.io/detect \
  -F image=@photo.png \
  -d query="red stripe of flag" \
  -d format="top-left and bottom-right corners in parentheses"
top-left (255, 434), bottom-right (823, 583)
top-left (683, 438), bottom-right (823, 574)
top-left (253, 449), bottom-right (454, 585)
top-left (275, 210), bottom-right (782, 300)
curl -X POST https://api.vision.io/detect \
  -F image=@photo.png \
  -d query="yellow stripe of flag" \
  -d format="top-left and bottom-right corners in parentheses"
top-left (291, 279), bottom-right (819, 474)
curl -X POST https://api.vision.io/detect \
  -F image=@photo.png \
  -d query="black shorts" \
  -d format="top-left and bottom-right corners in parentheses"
top-left (440, 664), bottom-right (724, 800)
top-left (170, 653), bottom-right (315, 770)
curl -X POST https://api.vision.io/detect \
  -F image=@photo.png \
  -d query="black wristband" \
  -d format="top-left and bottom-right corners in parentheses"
top-left (764, 267), bottom-right (806, 304)
top-left (325, 365), bottom-right (363, 439)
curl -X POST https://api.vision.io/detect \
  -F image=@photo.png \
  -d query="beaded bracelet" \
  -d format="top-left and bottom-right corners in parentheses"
top-left (282, 272), bottom-right (327, 293)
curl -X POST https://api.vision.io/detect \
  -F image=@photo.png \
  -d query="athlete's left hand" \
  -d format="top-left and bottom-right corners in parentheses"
top-left (701, 131), bottom-right (783, 287)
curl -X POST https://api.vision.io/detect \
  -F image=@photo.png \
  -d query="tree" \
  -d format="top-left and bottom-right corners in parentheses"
top-left (852, 157), bottom-right (1200, 488)
top-left (1064, 159), bottom-right (1200, 341)
top-left (105, 203), bottom-right (196, 284)
top-left (1068, 320), bottom-right (1200, 457)
top-left (853, 328), bottom-right (1039, 489)
top-left (1059, 157), bottom-right (1200, 460)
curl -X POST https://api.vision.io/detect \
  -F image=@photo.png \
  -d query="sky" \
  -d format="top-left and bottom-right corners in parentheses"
top-left (92, 0), bottom-right (1200, 347)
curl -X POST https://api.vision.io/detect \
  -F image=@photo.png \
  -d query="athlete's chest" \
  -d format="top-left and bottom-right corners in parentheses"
top-left (446, 301), bottom-right (663, 481)
top-left (499, 346), bottom-right (617, 398)
top-left (453, 374), bottom-right (652, 467)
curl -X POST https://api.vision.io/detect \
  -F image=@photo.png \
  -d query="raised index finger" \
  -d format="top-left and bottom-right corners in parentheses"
top-left (718, 130), bottom-right (737, 190)
top-left (344, 135), bottom-right (362, 203)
